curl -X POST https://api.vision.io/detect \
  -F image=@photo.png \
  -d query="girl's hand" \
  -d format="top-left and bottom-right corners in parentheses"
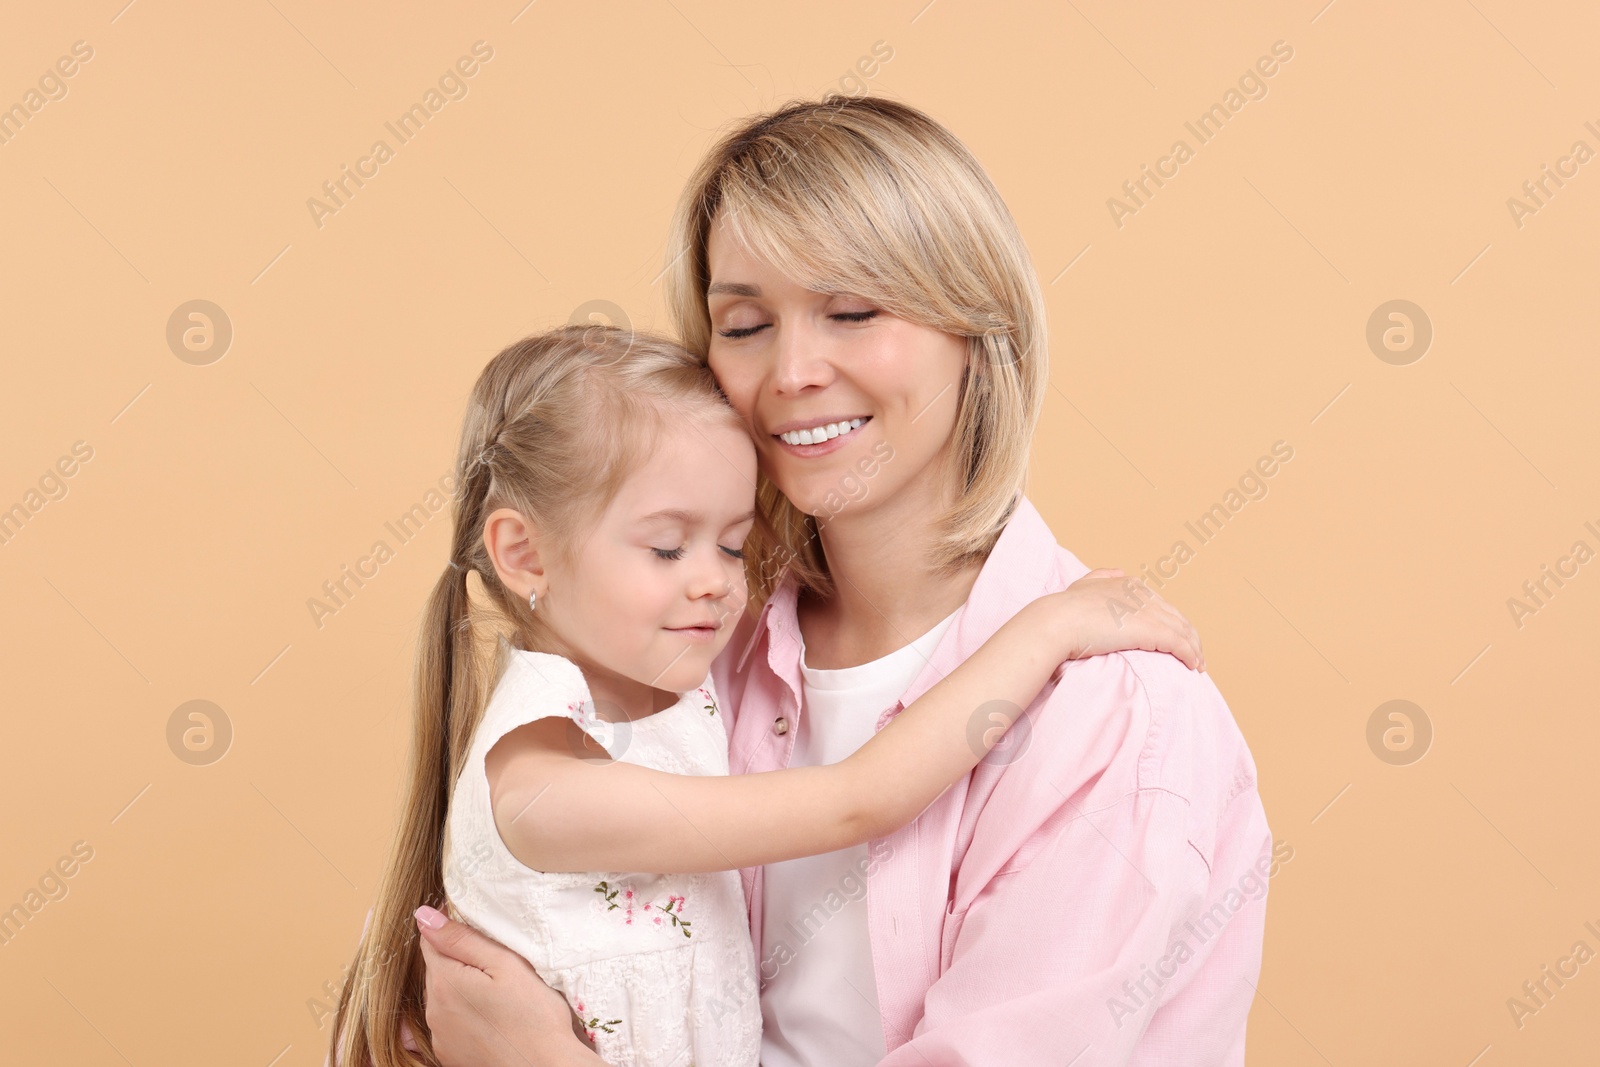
top-left (1046, 567), bottom-right (1206, 672)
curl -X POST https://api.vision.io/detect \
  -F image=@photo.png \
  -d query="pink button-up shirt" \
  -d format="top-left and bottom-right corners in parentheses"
top-left (710, 495), bottom-right (1272, 1066)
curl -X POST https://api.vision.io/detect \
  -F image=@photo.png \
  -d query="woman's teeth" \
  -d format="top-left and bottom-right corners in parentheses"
top-left (779, 418), bottom-right (864, 446)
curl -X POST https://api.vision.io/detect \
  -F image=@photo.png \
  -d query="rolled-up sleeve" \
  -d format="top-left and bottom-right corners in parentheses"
top-left (879, 649), bottom-right (1272, 1066)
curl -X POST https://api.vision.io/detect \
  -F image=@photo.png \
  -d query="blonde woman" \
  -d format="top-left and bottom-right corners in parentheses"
top-left (416, 97), bottom-right (1272, 1066)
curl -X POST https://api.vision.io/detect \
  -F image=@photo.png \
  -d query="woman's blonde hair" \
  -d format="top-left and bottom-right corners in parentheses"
top-left (665, 94), bottom-right (1048, 605)
top-left (329, 324), bottom-right (743, 1067)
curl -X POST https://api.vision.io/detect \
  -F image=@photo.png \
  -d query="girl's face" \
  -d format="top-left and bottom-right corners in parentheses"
top-left (526, 417), bottom-right (756, 704)
top-left (703, 215), bottom-right (969, 521)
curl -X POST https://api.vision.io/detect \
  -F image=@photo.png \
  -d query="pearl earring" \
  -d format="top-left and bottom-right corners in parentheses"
top-left (529, 590), bottom-right (538, 612)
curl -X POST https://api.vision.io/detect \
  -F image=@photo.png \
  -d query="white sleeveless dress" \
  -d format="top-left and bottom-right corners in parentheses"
top-left (442, 648), bottom-right (763, 1067)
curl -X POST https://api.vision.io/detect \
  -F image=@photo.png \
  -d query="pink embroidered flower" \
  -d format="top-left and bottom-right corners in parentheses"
top-left (594, 880), bottom-right (693, 937)
top-left (656, 894), bottom-right (693, 937)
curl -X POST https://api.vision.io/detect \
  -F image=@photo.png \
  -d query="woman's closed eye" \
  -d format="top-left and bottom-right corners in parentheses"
top-left (715, 309), bottom-right (880, 339)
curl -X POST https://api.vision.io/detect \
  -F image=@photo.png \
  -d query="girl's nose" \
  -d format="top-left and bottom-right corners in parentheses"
top-left (686, 554), bottom-right (733, 600)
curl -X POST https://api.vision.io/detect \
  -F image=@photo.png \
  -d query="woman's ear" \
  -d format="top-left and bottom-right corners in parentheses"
top-left (961, 333), bottom-right (983, 383)
top-left (481, 507), bottom-right (549, 600)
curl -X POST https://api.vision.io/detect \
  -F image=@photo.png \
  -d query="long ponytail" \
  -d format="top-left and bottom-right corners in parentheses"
top-left (328, 466), bottom-right (494, 1065)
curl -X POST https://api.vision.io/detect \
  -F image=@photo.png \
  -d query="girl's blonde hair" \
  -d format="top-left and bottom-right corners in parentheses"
top-left (329, 324), bottom-right (743, 1067)
top-left (664, 94), bottom-right (1049, 605)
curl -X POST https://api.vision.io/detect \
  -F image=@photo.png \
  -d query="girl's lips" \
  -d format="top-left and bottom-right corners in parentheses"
top-left (666, 626), bottom-right (718, 642)
top-left (771, 417), bottom-right (871, 458)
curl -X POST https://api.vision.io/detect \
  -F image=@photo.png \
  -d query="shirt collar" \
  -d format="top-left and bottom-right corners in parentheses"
top-left (897, 493), bottom-right (1066, 709)
top-left (734, 493), bottom-right (1068, 710)
top-left (735, 566), bottom-right (798, 675)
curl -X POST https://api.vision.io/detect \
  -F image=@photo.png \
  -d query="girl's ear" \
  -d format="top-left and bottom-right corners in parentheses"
top-left (481, 507), bottom-right (549, 599)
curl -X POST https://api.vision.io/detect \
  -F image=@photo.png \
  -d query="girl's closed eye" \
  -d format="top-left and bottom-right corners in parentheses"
top-left (650, 545), bottom-right (747, 561)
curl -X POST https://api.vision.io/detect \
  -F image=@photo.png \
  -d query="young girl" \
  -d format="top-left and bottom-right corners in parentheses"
top-left (330, 324), bottom-right (1203, 1067)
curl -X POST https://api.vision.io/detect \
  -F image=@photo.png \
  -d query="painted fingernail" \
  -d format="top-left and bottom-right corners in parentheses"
top-left (415, 904), bottom-right (446, 929)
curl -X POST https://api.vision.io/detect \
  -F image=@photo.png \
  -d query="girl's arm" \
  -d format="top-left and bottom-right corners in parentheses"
top-left (487, 568), bottom-right (1201, 875)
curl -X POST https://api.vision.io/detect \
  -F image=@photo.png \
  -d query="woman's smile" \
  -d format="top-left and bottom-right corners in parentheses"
top-left (771, 415), bottom-right (872, 455)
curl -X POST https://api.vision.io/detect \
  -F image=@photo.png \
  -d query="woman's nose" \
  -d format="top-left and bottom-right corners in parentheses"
top-left (770, 318), bottom-right (834, 394)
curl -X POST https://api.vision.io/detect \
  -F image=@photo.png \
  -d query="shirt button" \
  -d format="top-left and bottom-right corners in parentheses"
top-left (773, 716), bottom-right (789, 736)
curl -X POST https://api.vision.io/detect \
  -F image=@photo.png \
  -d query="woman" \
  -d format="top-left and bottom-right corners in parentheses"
top-left (415, 96), bottom-right (1270, 1066)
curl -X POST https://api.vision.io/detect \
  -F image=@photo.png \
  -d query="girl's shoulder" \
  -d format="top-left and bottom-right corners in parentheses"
top-left (495, 647), bottom-right (589, 699)
top-left (477, 649), bottom-right (624, 760)
top-left (482, 651), bottom-right (723, 763)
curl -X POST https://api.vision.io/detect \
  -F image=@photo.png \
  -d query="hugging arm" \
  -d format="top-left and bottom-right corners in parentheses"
top-left (417, 909), bottom-right (609, 1067)
top-left (487, 569), bottom-right (1203, 876)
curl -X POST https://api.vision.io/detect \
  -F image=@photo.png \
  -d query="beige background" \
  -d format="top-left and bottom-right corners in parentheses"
top-left (2, 0), bottom-right (1596, 1063)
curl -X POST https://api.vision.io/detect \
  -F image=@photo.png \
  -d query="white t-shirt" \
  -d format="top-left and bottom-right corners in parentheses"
top-left (759, 608), bottom-right (962, 1067)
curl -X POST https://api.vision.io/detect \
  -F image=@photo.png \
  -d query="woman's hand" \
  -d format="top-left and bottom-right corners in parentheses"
top-left (415, 905), bottom-right (604, 1067)
top-left (1046, 567), bottom-right (1206, 671)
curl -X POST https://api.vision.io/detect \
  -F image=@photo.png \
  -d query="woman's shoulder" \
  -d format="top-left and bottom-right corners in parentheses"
top-left (986, 510), bottom-right (1257, 813)
top-left (1013, 609), bottom-right (1258, 838)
